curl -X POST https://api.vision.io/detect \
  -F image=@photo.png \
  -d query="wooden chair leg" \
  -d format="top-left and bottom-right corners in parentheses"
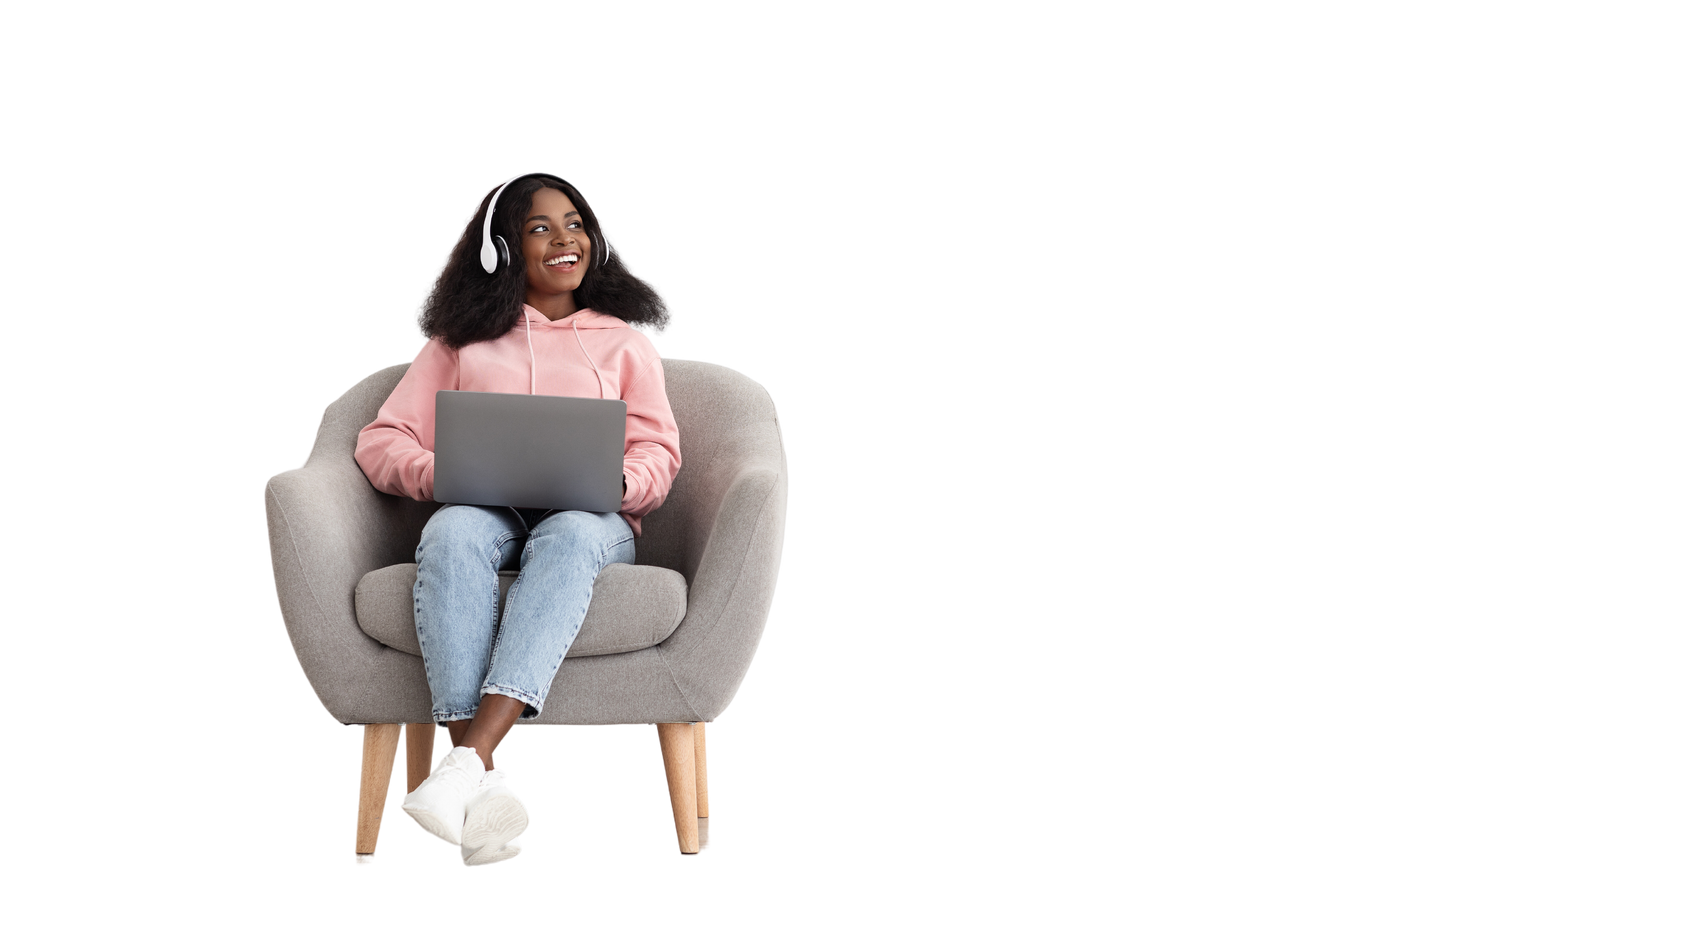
top-left (694, 721), bottom-right (709, 819)
top-left (356, 724), bottom-right (402, 858)
top-left (405, 723), bottom-right (435, 793)
top-left (656, 723), bottom-right (700, 854)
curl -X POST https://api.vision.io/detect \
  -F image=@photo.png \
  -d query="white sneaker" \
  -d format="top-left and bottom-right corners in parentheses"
top-left (401, 746), bottom-right (485, 845)
top-left (461, 770), bottom-right (529, 866)
top-left (462, 836), bottom-right (519, 863)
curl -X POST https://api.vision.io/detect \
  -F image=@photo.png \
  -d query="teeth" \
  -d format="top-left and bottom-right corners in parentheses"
top-left (545, 254), bottom-right (578, 266)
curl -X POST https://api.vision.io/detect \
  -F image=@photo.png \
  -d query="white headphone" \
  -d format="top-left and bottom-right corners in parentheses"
top-left (479, 173), bottom-right (606, 274)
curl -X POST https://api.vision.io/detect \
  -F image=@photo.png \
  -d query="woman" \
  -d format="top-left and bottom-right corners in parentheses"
top-left (354, 174), bottom-right (681, 865)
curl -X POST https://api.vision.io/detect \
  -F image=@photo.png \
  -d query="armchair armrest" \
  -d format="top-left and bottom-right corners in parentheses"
top-left (266, 453), bottom-right (436, 721)
top-left (656, 443), bottom-right (788, 721)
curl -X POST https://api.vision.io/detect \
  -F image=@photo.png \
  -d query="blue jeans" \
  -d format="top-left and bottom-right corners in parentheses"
top-left (413, 504), bottom-right (635, 722)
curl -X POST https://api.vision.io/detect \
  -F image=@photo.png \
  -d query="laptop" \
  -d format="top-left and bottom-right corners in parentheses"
top-left (433, 390), bottom-right (627, 513)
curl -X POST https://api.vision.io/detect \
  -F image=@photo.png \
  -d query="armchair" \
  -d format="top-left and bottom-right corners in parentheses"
top-left (264, 359), bottom-right (786, 857)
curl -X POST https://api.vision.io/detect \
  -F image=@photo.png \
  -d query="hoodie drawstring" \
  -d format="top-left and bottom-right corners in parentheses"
top-left (573, 320), bottom-right (605, 399)
top-left (525, 311), bottom-right (605, 399)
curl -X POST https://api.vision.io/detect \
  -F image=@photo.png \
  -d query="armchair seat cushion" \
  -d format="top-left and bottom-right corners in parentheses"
top-left (354, 562), bottom-right (688, 659)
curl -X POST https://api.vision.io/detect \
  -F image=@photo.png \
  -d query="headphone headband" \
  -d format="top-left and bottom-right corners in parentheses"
top-left (478, 173), bottom-right (603, 275)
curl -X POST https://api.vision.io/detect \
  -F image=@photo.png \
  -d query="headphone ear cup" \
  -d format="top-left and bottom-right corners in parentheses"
top-left (494, 235), bottom-right (511, 270)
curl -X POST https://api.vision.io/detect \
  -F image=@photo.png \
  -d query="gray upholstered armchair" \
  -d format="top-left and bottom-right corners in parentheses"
top-left (264, 359), bottom-right (786, 858)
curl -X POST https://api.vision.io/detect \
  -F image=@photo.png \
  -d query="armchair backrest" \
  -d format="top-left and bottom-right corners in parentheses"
top-left (638, 360), bottom-right (786, 582)
top-left (308, 364), bottom-right (441, 572)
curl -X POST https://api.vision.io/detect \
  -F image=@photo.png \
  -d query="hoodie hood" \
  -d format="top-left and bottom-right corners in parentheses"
top-left (519, 305), bottom-right (625, 397)
top-left (520, 305), bottom-right (627, 330)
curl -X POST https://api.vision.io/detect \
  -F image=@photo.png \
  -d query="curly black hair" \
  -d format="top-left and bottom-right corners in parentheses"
top-left (419, 175), bottom-right (669, 348)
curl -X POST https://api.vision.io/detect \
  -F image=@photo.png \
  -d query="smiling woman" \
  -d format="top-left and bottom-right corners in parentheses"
top-left (352, 174), bottom-right (682, 866)
top-left (419, 175), bottom-right (669, 348)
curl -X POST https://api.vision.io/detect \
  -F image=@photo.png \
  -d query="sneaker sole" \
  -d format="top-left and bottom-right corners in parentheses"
top-left (461, 794), bottom-right (529, 857)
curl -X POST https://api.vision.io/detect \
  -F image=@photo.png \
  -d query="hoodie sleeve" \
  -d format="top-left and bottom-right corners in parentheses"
top-left (354, 339), bottom-right (459, 501)
top-left (620, 354), bottom-right (681, 521)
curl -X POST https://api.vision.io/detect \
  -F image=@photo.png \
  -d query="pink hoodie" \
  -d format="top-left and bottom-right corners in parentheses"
top-left (354, 305), bottom-right (681, 536)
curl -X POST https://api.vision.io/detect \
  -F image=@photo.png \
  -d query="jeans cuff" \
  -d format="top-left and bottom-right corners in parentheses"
top-left (481, 684), bottom-right (544, 719)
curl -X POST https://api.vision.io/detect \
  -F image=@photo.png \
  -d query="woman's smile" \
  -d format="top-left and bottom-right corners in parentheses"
top-left (543, 252), bottom-right (580, 272)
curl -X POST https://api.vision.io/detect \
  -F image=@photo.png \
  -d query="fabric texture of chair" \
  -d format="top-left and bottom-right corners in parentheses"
top-left (265, 359), bottom-right (787, 727)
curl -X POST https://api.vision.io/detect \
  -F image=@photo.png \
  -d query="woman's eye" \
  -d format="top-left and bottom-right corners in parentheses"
top-left (530, 225), bottom-right (548, 233)
top-left (566, 221), bottom-right (581, 229)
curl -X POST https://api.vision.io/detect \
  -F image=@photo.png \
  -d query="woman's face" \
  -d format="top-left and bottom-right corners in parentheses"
top-left (521, 187), bottom-right (592, 302)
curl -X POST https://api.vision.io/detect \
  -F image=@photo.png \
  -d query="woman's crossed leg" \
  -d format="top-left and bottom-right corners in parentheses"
top-left (414, 504), bottom-right (634, 758)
